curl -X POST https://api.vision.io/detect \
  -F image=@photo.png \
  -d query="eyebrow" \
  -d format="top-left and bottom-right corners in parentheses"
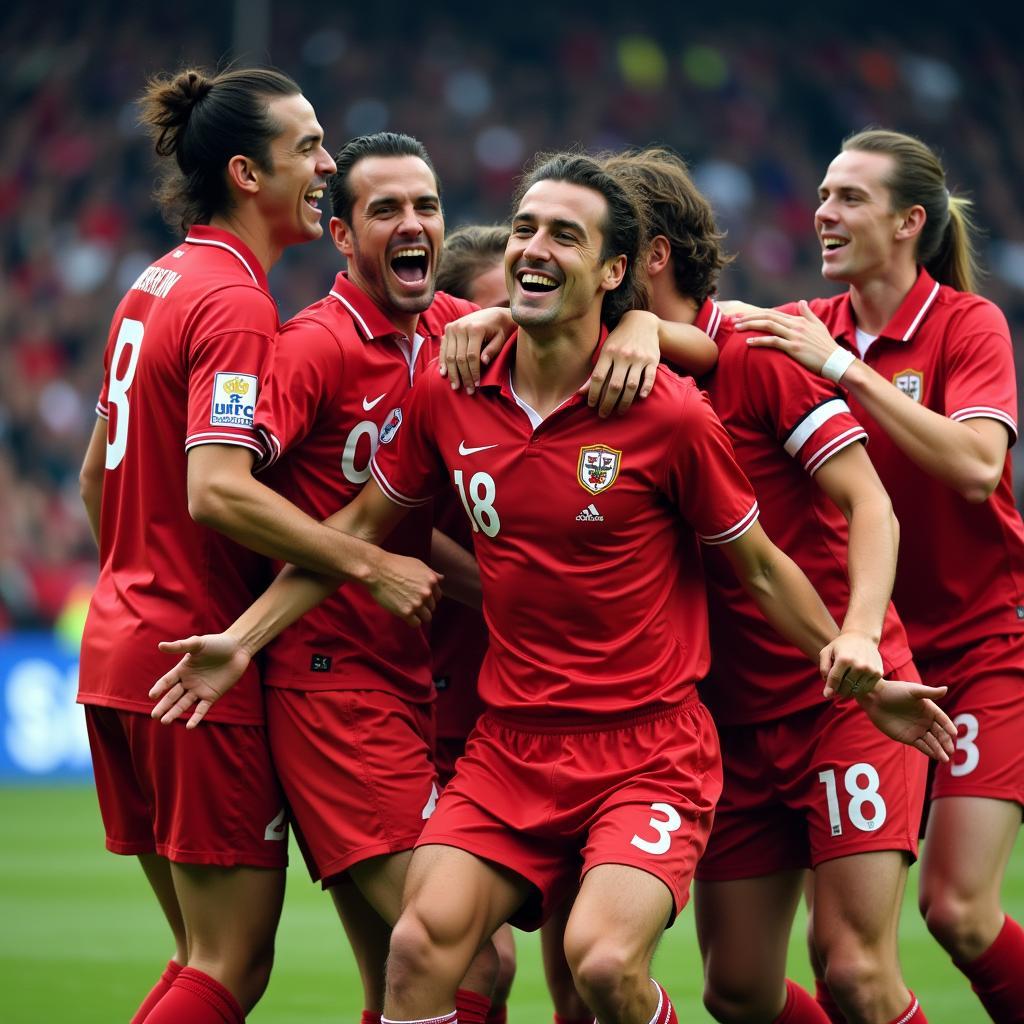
top-left (366, 193), bottom-right (440, 209)
top-left (513, 211), bottom-right (588, 237)
top-left (296, 132), bottom-right (323, 150)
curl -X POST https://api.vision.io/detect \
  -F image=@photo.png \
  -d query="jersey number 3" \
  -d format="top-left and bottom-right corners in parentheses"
top-left (105, 318), bottom-right (144, 470)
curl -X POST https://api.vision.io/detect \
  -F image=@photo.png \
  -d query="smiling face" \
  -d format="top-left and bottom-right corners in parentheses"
top-left (506, 178), bottom-right (625, 332)
top-left (815, 149), bottom-right (908, 286)
top-left (257, 93), bottom-right (335, 249)
top-left (331, 155), bottom-right (443, 320)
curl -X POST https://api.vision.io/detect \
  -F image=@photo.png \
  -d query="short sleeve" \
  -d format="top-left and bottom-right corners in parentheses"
top-left (744, 345), bottom-right (867, 475)
top-left (370, 369), bottom-right (448, 507)
top-left (664, 385), bottom-right (760, 545)
top-left (255, 317), bottom-right (342, 468)
top-left (942, 300), bottom-right (1018, 443)
top-left (184, 284), bottom-right (277, 459)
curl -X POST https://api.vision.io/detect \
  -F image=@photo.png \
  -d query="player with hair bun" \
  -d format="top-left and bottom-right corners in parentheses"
top-left (78, 67), bottom-right (439, 1024)
top-left (739, 128), bottom-right (1024, 1023)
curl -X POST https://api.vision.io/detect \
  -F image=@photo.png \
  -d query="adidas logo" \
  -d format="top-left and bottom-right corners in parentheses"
top-left (576, 503), bottom-right (604, 522)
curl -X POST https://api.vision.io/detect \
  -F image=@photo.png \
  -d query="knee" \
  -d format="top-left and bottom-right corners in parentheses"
top-left (386, 911), bottom-right (440, 997)
top-left (702, 975), bottom-right (779, 1024)
top-left (567, 941), bottom-right (645, 1014)
top-left (819, 948), bottom-right (885, 1016)
top-left (919, 885), bottom-right (990, 957)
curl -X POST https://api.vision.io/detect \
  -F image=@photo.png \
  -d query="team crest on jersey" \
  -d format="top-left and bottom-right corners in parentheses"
top-left (210, 372), bottom-right (258, 427)
top-left (379, 408), bottom-right (403, 444)
top-left (577, 444), bottom-right (622, 494)
top-left (892, 368), bottom-right (924, 403)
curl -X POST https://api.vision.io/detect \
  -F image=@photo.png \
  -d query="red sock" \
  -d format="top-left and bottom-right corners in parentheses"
top-left (142, 966), bottom-right (244, 1024)
top-left (955, 915), bottom-right (1024, 1023)
top-left (814, 978), bottom-right (848, 1024)
top-left (646, 980), bottom-right (674, 1024)
top-left (456, 988), bottom-right (492, 1024)
top-left (885, 992), bottom-right (926, 1023)
top-left (773, 979), bottom-right (831, 1023)
top-left (553, 1016), bottom-right (593, 1024)
top-left (486, 1006), bottom-right (508, 1024)
top-left (130, 959), bottom-right (182, 1024)
top-left (361, 1013), bottom-right (383, 1024)
top-left (381, 1014), bottom-right (456, 1024)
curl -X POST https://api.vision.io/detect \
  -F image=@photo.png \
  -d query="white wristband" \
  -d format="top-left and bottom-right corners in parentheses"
top-left (821, 347), bottom-right (856, 383)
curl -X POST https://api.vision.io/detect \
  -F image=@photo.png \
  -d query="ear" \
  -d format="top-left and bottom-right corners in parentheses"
top-left (895, 204), bottom-right (926, 243)
top-left (330, 216), bottom-right (354, 258)
top-left (599, 253), bottom-right (628, 294)
top-left (646, 235), bottom-right (672, 278)
top-left (225, 155), bottom-right (261, 197)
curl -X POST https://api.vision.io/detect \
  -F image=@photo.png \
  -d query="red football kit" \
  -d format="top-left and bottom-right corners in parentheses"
top-left (79, 225), bottom-right (285, 866)
top-left (254, 273), bottom-right (475, 882)
top-left (692, 299), bottom-right (925, 878)
top-left (370, 329), bottom-right (759, 923)
top-left (796, 269), bottom-right (1024, 802)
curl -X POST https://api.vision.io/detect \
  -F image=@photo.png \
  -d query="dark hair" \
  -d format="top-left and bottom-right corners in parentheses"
top-left (328, 132), bottom-right (440, 224)
top-left (513, 151), bottom-right (649, 326)
top-left (603, 147), bottom-right (732, 304)
top-left (139, 65), bottom-right (301, 232)
top-left (842, 129), bottom-right (982, 293)
top-left (437, 224), bottom-right (509, 300)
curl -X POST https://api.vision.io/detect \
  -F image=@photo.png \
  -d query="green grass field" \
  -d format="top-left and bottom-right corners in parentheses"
top-left (2, 786), bottom-right (1016, 1022)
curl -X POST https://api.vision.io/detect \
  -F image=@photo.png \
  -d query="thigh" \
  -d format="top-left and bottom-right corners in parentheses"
top-left (926, 635), bottom-right (1024, 805)
top-left (267, 688), bottom-right (438, 884)
top-left (119, 710), bottom-right (287, 868)
top-left (695, 871), bottom-right (805, 1000)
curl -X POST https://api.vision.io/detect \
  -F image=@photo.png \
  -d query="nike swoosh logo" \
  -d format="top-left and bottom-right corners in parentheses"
top-left (458, 441), bottom-right (499, 456)
top-left (362, 393), bottom-right (387, 411)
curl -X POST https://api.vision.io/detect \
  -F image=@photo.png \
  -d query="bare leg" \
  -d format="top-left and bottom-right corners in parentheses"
top-left (695, 870), bottom-right (805, 1023)
top-left (543, 894), bottom-right (593, 1020)
top-left (139, 853), bottom-right (188, 963)
top-left (331, 880), bottom-right (391, 1012)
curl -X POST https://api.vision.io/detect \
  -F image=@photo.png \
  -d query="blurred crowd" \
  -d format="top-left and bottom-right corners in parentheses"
top-left (2, 1), bottom-right (1023, 631)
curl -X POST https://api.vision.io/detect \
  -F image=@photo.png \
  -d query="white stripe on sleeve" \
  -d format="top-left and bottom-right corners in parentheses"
top-left (700, 501), bottom-right (760, 546)
top-left (369, 459), bottom-right (432, 508)
top-left (783, 399), bottom-right (850, 458)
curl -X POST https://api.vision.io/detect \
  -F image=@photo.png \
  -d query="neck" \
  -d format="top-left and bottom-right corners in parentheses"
top-left (846, 262), bottom-right (919, 335)
top-left (209, 212), bottom-right (279, 273)
top-left (513, 308), bottom-right (602, 418)
top-left (649, 280), bottom-right (699, 325)
top-left (346, 268), bottom-right (419, 339)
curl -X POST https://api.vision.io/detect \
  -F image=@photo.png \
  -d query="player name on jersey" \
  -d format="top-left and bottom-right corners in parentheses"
top-left (130, 265), bottom-right (182, 299)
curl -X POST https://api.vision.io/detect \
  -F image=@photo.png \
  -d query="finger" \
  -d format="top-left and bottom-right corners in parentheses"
top-left (480, 329), bottom-right (505, 367)
top-left (187, 700), bottom-right (212, 730)
top-left (745, 336), bottom-right (791, 350)
top-left (158, 637), bottom-right (201, 655)
top-left (160, 690), bottom-right (197, 726)
top-left (613, 365), bottom-right (643, 414)
top-left (933, 720), bottom-right (956, 756)
top-left (455, 334), bottom-right (476, 394)
top-left (637, 365), bottom-right (655, 400)
top-left (149, 671), bottom-right (178, 700)
top-left (587, 359), bottom-right (611, 408)
top-left (445, 328), bottom-right (465, 389)
top-left (825, 660), bottom-right (850, 698)
top-left (150, 681), bottom-right (184, 716)
top-left (600, 365), bottom-right (629, 418)
top-left (917, 733), bottom-right (948, 763)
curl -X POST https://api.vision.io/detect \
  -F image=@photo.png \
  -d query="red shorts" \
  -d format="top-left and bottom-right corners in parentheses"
top-left (266, 688), bottom-right (438, 885)
top-left (85, 705), bottom-right (287, 868)
top-left (418, 697), bottom-right (721, 930)
top-left (922, 634), bottom-right (1024, 805)
top-left (696, 675), bottom-right (928, 882)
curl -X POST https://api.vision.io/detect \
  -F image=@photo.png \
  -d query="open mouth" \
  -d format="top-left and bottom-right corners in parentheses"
top-left (517, 271), bottom-right (560, 294)
top-left (390, 247), bottom-right (429, 285)
top-left (822, 236), bottom-right (848, 253)
top-left (304, 187), bottom-right (324, 211)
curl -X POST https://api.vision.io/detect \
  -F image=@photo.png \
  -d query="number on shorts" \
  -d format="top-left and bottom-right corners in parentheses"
top-left (341, 419), bottom-right (379, 484)
top-left (951, 713), bottom-right (980, 778)
top-left (453, 469), bottom-right (501, 537)
top-left (264, 807), bottom-right (287, 841)
top-left (630, 802), bottom-right (682, 856)
top-left (105, 318), bottom-right (145, 469)
top-left (818, 763), bottom-right (888, 836)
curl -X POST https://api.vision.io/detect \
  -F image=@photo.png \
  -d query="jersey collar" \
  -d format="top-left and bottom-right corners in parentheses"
top-left (328, 272), bottom-right (407, 341)
top-left (183, 225), bottom-right (270, 292)
top-left (835, 267), bottom-right (941, 345)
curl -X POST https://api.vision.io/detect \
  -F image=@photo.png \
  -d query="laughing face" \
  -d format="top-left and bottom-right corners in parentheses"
top-left (815, 149), bottom-right (906, 286)
top-left (331, 155), bottom-right (443, 321)
top-left (506, 178), bottom-right (625, 333)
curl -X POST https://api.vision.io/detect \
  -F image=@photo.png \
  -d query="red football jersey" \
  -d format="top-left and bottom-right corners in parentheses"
top-left (256, 272), bottom-right (477, 697)
top-left (694, 299), bottom-right (913, 726)
top-left (370, 330), bottom-right (759, 719)
top-left (794, 269), bottom-right (1024, 659)
top-left (79, 226), bottom-right (277, 724)
top-left (430, 491), bottom-right (489, 741)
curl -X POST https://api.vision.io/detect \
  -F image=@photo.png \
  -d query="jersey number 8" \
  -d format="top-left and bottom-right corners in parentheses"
top-left (105, 318), bottom-right (145, 470)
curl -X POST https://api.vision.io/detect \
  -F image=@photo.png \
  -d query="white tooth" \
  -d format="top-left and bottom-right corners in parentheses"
top-left (522, 273), bottom-right (556, 286)
top-left (394, 248), bottom-right (426, 258)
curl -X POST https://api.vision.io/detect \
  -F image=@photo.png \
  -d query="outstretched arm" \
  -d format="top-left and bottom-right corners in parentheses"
top-left (150, 481), bottom-right (441, 727)
top-left (740, 301), bottom-right (1009, 502)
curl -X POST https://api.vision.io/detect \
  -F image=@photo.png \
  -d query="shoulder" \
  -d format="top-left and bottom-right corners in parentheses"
top-left (934, 286), bottom-right (1011, 337)
top-left (420, 292), bottom-right (480, 333)
top-left (277, 295), bottom-right (353, 351)
top-left (192, 281), bottom-right (278, 335)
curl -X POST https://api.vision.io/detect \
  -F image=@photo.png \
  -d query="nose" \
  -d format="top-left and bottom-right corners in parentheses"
top-left (318, 146), bottom-right (337, 177)
top-left (522, 229), bottom-right (551, 262)
top-left (815, 196), bottom-right (837, 225)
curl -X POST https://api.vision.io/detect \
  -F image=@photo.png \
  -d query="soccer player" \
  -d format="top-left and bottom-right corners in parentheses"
top-left (603, 148), bottom-right (947, 1024)
top-left (77, 68), bottom-right (439, 1024)
top-left (150, 152), bottom-right (949, 1024)
top-left (736, 129), bottom-right (1024, 1023)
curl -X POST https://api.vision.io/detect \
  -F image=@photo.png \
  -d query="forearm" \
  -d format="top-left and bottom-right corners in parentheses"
top-left (842, 359), bottom-right (1003, 500)
top-left (81, 480), bottom-right (102, 547)
top-left (742, 548), bottom-right (839, 661)
top-left (840, 493), bottom-right (898, 644)
top-left (657, 319), bottom-right (717, 375)
top-left (430, 528), bottom-right (482, 609)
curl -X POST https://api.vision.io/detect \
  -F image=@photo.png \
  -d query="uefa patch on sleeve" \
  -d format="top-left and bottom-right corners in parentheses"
top-left (210, 372), bottom-right (258, 428)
